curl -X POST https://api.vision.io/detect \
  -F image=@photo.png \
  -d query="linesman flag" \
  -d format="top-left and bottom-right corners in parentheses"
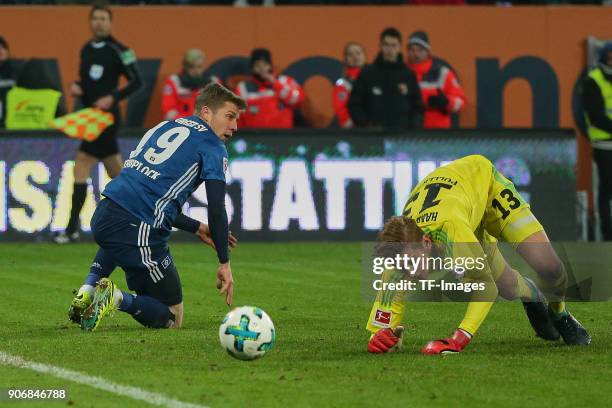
top-left (50, 108), bottom-right (114, 142)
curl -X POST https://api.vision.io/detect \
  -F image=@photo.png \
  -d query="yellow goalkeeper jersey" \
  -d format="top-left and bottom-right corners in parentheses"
top-left (402, 154), bottom-right (541, 247)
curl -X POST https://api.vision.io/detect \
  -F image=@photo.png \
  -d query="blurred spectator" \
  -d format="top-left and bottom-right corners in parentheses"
top-left (233, 0), bottom-right (275, 5)
top-left (54, 4), bottom-right (143, 244)
top-left (333, 42), bottom-right (365, 128)
top-left (5, 59), bottom-right (66, 129)
top-left (583, 42), bottom-right (612, 240)
top-left (406, 31), bottom-right (466, 128)
top-left (161, 48), bottom-right (220, 120)
top-left (408, 0), bottom-right (466, 4)
top-left (0, 36), bottom-right (18, 128)
top-left (348, 27), bottom-right (423, 129)
top-left (234, 48), bottom-right (304, 128)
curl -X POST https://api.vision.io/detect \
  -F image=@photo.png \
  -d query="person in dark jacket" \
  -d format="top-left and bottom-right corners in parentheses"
top-left (583, 42), bottom-right (612, 240)
top-left (348, 27), bottom-right (423, 129)
top-left (12, 59), bottom-right (67, 117)
top-left (0, 36), bottom-right (18, 128)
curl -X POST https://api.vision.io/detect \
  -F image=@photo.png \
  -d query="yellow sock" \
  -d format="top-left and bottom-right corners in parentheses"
top-left (538, 263), bottom-right (568, 303)
top-left (513, 270), bottom-right (535, 300)
top-left (458, 301), bottom-right (494, 335)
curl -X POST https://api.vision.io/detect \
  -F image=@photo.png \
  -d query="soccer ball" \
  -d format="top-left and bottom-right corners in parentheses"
top-left (219, 306), bottom-right (276, 361)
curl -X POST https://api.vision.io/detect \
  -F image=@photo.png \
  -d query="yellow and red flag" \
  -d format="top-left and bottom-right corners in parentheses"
top-left (49, 108), bottom-right (114, 142)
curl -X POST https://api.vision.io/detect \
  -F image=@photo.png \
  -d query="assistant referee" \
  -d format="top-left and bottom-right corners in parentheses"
top-left (55, 4), bottom-right (143, 243)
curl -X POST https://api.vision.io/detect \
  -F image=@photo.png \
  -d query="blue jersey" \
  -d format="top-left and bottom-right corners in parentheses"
top-left (103, 116), bottom-right (227, 230)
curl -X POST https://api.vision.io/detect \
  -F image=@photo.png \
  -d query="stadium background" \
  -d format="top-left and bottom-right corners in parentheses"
top-left (0, 5), bottom-right (610, 241)
top-left (1, 5), bottom-right (612, 408)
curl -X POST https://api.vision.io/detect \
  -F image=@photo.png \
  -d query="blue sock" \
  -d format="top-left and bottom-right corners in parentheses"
top-left (118, 291), bottom-right (134, 311)
top-left (119, 294), bottom-right (174, 329)
top-left (85, 272), bottom-right (103, 287)
top-left (85, 249), bottom-right (116, 286)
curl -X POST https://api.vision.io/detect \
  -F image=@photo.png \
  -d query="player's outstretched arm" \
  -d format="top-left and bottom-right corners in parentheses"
top-left (205, 179), bottom-right (233, 305)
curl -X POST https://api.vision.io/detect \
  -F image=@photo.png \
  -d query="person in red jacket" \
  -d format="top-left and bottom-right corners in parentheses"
top-left (333, 42), bottom-right (366, 128)
top-left (161, 48), bottom-right (220, 120)
top-left (234, 48), bottom-right (304, 128)
top-left (406, 31), bottom-right (466, 129)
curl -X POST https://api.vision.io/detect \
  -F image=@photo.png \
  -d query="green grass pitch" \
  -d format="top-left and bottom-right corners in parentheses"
top-left (1, 242), bottom-right (610, 407)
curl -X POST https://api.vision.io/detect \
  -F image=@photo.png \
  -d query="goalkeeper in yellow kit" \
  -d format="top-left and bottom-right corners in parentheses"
top-left (367, 155), bottom-right (590, 354)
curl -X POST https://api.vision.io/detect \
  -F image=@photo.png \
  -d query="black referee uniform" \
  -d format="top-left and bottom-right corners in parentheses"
top-left (59, 35), bottom-right (142, 241)
top-left (77, 35), bottom-right (142, 157)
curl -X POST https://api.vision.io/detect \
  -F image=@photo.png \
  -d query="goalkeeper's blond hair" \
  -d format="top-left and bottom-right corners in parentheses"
top-left (375, 216), bottom-right (424, 257)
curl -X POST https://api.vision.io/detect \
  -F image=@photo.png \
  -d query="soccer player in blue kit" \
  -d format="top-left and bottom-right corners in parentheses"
top-left (68, 83), bottom-right (246, 331)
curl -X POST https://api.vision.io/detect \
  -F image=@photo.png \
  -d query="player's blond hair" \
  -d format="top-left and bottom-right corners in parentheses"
top-left (378, 216), bottom-right (424, 243)
top-left (195, 82), bottom-right (246, 114)
top-left (375, 216), bottom-right (424, 258)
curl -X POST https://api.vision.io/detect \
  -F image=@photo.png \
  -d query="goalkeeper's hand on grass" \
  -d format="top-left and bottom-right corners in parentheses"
top-left (421, 329), bottom-right (471, 355)
top-left (367, 326), bottom-right (404, 353)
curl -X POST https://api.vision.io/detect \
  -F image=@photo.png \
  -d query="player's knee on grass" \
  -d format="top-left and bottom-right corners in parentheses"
top-left (130, 305), bottom-right (175, 329)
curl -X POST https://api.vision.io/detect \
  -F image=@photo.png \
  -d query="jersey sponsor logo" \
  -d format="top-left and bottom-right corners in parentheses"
top-left (89, 64), bottom-right (104, 81)
top-left (373, 309), bottom-right (391, 327)
top-left (398, 83), bottom-right (408, 95)
top-left (123, 158), bottom-right (161, 180)
top-left (372, 87), bottom-right (382, 96)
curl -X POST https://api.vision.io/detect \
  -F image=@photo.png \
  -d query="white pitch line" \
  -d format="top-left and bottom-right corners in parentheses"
top-left (0, 351), bottom-right (207, 408)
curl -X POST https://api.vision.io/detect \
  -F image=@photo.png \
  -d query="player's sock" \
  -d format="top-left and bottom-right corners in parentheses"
top-left (81, 249), bottom-right (116, 294)
top-left (458, 301), bottom-right (494, 335)
top-left (66, 183), bottom-right (87, 233)
top-left (548, 301), bottom-right (568, 320)
top-left (538, 262), bottom-right (568, 305)
top-left (118, 290), bottom-right (133, 311)
top-left (119, 293), bottom-right (174, 328)
top-left (515, 272), bottom-right (537, 301)
top-left (77, 284), bottom-right (95, 297)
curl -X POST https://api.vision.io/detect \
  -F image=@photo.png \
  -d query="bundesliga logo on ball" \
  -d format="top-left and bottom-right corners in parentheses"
top-left (219, 306), bottom-right (276, 361)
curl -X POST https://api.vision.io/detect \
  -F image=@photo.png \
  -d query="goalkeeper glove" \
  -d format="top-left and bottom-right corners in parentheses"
top-left (367, 326), bottom-right (404, 353)
top-left (421, 329), bottom-right (471, 355)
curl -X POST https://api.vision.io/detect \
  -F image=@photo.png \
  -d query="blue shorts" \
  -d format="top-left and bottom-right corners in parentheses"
top-left (91, 198), bottom-right (182, 306)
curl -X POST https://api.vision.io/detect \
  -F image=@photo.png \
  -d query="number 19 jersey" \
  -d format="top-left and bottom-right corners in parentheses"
top-left (102, 116), bottom-right (227, 231)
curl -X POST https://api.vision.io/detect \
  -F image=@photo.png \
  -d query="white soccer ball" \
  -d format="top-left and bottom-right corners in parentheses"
top-left (219, 306), bottom-right (276, 361)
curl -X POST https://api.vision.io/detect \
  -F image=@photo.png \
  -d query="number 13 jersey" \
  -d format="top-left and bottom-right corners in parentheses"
top-left (102, 115), bottom-right (227, 231)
